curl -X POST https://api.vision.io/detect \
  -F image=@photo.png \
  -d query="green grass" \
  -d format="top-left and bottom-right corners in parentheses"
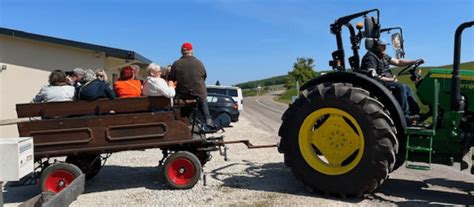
top-left (242, 89), bottom-right (258, 96)
top-left (276, 88), bottom-right (297, 104)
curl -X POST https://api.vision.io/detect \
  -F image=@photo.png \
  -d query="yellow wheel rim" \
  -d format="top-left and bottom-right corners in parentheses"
top-left (299, 108), bottom-right (365, 175)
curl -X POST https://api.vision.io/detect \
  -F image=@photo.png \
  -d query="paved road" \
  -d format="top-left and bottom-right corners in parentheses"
top-left (242, 92), bottom-right (474, 206)
top-left (242, 91), bottom-right (288, 135)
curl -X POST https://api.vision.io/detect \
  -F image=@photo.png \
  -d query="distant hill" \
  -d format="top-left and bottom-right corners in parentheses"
top-left (435, 61), bottom-right (474, 69)
top-left (235, 75), bottom-right (287, 89)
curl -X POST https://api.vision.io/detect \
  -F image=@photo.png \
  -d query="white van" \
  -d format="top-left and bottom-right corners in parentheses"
top-left (206, 85), bottom-right (244, 110)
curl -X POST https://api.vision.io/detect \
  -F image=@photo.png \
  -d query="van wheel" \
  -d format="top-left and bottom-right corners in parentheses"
top-left (216, 113), bottom-right (232, 127)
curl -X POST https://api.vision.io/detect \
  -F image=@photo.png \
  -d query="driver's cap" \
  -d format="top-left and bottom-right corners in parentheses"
top-left (377, 38), bottom-right (390, 46)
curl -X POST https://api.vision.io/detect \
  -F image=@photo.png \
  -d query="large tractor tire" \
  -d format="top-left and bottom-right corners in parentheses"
top-left (280, 83), bottom-right (397, 197)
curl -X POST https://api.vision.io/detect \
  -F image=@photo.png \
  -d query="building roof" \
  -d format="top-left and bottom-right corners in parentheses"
top-left (0, 27), bottom-right (152, 64)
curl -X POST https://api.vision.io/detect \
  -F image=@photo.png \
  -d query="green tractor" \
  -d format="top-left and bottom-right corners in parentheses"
top-left (278, 9), bottom-right (474, 197)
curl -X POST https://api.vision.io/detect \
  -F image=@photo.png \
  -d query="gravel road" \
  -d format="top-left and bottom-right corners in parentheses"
top-left (3, 92), bottom-right (474, 206)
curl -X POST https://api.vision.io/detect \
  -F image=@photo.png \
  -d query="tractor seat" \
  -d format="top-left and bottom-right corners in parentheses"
top-left (365, 38), bottom-right (377, 51)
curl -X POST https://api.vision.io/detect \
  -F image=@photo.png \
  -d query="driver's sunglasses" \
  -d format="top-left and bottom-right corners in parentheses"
top-left (96, 75), bottom-right (104, 78)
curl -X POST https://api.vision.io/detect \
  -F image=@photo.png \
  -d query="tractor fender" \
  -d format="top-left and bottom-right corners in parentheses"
top-left (299, 71), bottom-right (407, 136)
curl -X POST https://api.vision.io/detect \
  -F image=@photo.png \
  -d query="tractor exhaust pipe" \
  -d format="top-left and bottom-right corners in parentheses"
top-left (451, 21), bottom-right (474, 111)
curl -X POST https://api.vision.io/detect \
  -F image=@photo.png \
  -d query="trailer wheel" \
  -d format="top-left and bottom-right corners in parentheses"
top-left (280, 83), bottom-right (397, 197)
top-left (163, 151), bottom-right (202, 189)
top-left (66, 154), bottom-right (102, 180)
top-left (40, 163), bottom-right (82, 193)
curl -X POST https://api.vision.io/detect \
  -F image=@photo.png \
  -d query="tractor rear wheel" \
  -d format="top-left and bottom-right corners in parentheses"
top-left (281, 83), bottom-right (397, 197)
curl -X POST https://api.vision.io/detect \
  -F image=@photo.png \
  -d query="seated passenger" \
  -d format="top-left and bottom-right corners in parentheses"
top-left (131, 64), bottom-right (143, 82)
top-left (66, 68), bottom-right (85, 90)
top-left (95, 69), bottom-right (113, 89)
top-left (113, 66), bottom-right (142, 98)
top-left (143, 63), bottom-right (176, 98)
top-left (95, 69), bottom-right (109, 82)
top-left (161, 65), bottom-right (172, 80)
top-left (32, 70), bottom-right (75, 103)
top-left (76, 69), bottom-right (116, 101)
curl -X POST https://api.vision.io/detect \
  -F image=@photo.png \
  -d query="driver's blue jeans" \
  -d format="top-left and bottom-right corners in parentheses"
top-left (383, 81), bottom-right (414, 116)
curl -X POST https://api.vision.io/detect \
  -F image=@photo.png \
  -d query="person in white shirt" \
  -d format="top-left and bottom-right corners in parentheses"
top-left (32, 70), bottom-right (75, 103)
top-left (143, 63), bottom-right (176, 98)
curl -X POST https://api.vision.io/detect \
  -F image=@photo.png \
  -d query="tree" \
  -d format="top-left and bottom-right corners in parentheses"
top-left (215, 80), bottom-right (221, 86)
top-left (285, 57), bottom-right (317, 89)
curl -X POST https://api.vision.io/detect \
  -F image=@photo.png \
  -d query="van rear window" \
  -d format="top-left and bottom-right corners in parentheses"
top-left (227, 89), bottom-right (238, 97)
top-left (207, 88), bottom-right (238, 97)
top-left (207, 88), bottom-right (227, 95)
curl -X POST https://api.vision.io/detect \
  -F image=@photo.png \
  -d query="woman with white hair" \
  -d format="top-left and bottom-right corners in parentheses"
top-left (76, 69), bottom-right (116, 100)
top-left (143, 63), bottom-right (176, 98)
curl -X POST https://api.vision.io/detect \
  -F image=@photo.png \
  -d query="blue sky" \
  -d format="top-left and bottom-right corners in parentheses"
top-left (1, 0), bottom-right (473, 85)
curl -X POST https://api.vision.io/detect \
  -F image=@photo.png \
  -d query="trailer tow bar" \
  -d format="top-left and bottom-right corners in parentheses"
top-left (216, 140), bottom-right (278, 161)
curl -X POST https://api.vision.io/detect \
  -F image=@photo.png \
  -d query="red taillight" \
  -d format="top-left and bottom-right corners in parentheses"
top-left (233, 104), bottom-right (238, 110)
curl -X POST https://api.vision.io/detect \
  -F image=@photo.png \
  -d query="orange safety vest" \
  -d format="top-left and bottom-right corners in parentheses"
top-left (114, 80), bottom-right (142, 98)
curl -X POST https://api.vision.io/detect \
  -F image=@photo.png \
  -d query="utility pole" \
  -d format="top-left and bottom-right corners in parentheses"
top-left (296, 80), bottom-right (300, 95)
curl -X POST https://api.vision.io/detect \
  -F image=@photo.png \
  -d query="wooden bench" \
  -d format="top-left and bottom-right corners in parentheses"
top-left (15, 97), bottom-right (202, 159)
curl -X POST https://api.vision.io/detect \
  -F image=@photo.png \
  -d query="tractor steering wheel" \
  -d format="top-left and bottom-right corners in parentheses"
top-left (397, 59), bottom-right (424, 76)
top-left (397, 59), bottom-right (425, 82)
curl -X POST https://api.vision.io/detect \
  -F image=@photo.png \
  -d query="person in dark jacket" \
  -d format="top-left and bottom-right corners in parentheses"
top-left (77, 69), bottom-right (116, 101)
top-left (169, 42), bottom-right (214, 128)
top-left (360, 39), bottom-right (423, 122)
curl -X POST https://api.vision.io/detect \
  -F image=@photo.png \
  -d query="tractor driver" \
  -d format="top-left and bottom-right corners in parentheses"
top-left (360, 38), bottom-right (424, 122)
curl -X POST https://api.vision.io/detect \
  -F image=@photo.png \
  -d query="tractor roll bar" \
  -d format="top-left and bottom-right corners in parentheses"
top-left (329, 9), bottom-right (380, 71)
top-left (452, 21), bottom-right (474, 111)
top-left (333, 9), bottom-right (380, 27)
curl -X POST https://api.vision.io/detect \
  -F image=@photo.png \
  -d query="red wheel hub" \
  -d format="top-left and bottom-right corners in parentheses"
top-left (44, 169), bottom-right (75, 193)
top-left (167, 158), bottom-right (196, 186)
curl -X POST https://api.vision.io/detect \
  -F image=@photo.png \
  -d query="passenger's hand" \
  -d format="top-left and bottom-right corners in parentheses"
top-left (168, 81), bottom-right (177, 88)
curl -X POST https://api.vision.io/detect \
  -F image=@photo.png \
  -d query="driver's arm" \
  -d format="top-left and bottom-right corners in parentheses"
top-left (389, 58), bottom-right (418, 67)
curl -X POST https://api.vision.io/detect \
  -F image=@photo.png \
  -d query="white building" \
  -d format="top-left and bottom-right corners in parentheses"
top-left (0, 27), bottom-right (152, 137)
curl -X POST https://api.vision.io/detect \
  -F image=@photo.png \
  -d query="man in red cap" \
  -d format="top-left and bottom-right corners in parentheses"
top-left (169, 42), bottom-right (215, 129)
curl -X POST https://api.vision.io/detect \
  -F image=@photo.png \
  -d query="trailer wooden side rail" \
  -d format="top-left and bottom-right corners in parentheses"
top-left (16, 97), bottom-right (201, 159)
